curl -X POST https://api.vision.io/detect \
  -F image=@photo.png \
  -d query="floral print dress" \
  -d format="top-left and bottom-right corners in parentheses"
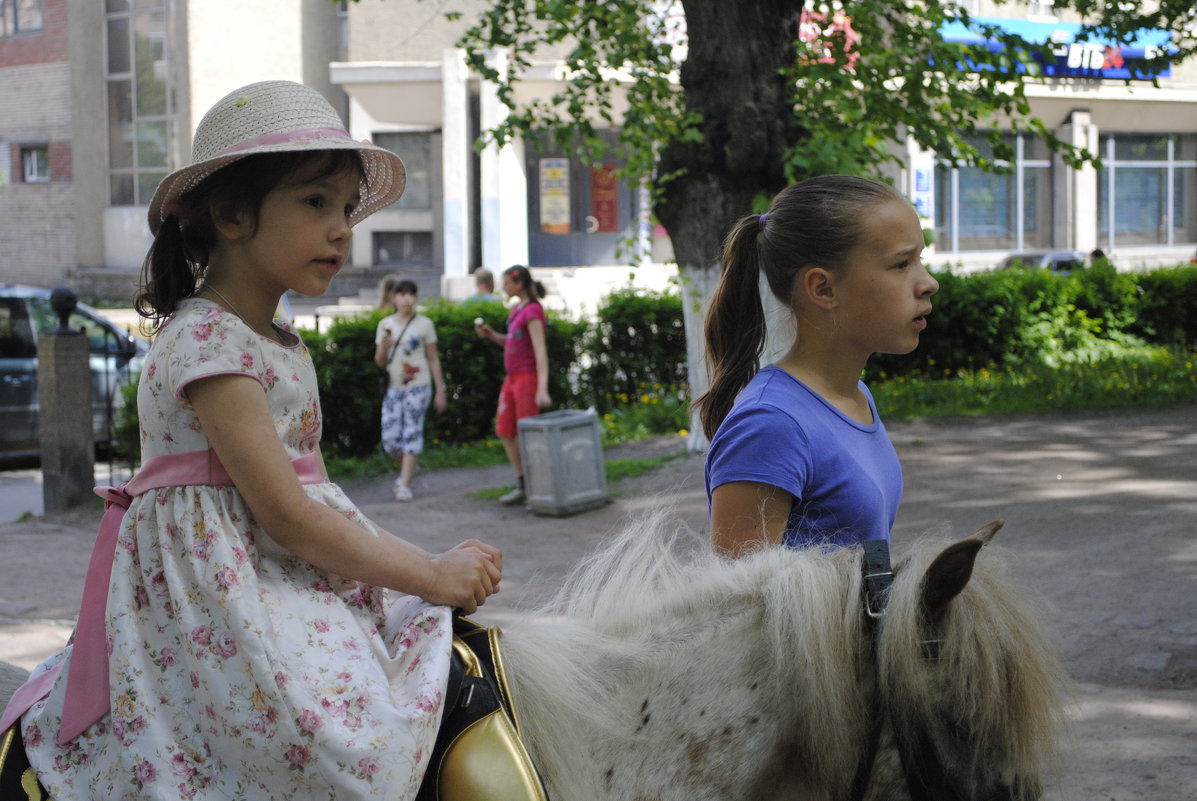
top-left (20, 299), bottom-right (452, 800)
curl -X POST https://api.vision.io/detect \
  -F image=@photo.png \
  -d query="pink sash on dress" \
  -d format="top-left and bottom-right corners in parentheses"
top-left (0, 449), bottom-right (325, 743)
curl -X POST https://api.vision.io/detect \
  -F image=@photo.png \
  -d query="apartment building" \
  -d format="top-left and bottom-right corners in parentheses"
top-left (0, 0), bottom-right (343, 299)
top-left (918, 1), bottom-right (1197, 270)
top-left (331, 0), bottom-right (673, 307)
top-left (4, 0), bottom-right (1196, 306)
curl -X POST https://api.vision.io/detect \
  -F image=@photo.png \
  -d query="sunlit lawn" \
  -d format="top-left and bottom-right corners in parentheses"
top-left (873, 347), bottom-right (1197, 421)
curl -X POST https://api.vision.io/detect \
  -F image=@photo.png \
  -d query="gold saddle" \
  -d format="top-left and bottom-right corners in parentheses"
top-left (416, 614), bottom-right (548, 801)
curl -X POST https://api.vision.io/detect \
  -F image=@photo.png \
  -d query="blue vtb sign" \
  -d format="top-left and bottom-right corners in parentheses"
top-left (941, 16), bottom-right (1173, 80)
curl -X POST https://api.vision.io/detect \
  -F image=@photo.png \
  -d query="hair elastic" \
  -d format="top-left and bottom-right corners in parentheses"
top-left (758, 212), bottom-right (769, 231)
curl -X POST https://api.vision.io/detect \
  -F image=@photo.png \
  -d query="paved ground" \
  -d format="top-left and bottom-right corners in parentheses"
top-left (1, 406), bottom-right (1195, 799)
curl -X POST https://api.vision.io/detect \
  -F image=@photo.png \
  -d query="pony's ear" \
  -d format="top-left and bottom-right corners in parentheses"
top-left (919, 520), bottom-right (1003, 616)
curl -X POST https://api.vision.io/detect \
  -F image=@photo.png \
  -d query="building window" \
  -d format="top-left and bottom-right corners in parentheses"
top-left (1098, 134), bottom-right (1197, 248)
top-left (21, 146), bottom-right (49, 182)
top-left (374, 231), bottom-right (434, 266)
top-left (105, 0), bottom-right (176, 206)
top-left (935, 134), bottom-right (1052, 252)
top-left (337, 0), bottom-right (348, 49)
top-left (0, 0), bottom-right (43, 36)
top-left (1022, 0), bottom-right (1056, 20)
top-left (371, 132), bottom-right (433, 210)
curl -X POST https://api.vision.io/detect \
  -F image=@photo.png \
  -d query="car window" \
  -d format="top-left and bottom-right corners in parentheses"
top-left (0, 299), bottom-right (37, 359)
top-left (28, 298), bottom-right (128, 354)
top-left (1052, 259), bottom-right (1081, 272)
top-left (999, 255), bottom-right (1036, 270)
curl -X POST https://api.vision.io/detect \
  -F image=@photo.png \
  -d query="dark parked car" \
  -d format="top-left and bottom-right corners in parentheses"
top-left (0, 284), bottom-right (146, 459)
top-left (995, 250), bottom-right (1088, 274)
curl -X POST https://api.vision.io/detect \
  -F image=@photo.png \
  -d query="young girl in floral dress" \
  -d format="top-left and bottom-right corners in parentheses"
top-left (0, 80), bottom-right (502, 800)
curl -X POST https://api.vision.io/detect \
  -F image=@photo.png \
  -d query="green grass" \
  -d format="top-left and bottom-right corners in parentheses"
top-left (321, 450), bottom-right (394, 479)
top-left (468, 448), bottom-right (687, 500)
top-left (322, 439), bottom-right (510, 478)
top-left (420, 438), bottom-right (510, 471)
top-left (873, 346), bottom-right (1197, 421)
top-left (605, 450), bottom-right (686, 483)
top-left (471, 485), bottom-right (512, 501)
top-left (325, 385), bottom-right (692, 481)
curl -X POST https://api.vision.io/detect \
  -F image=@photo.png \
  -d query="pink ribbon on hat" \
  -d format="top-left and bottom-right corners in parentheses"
top-left (0, 449), bottom-right (325, 744)
top-left (214, 126), bottom-right (358, 157)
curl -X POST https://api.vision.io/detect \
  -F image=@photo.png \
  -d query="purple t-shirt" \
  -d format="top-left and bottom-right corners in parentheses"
top-left (503, 301), bottom-right (546, 374)
top-left (704, 366), bottom-right (902, 548)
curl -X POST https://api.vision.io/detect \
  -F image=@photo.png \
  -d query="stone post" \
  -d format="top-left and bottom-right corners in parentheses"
top-left (39, 287), bottom-right (94, 512)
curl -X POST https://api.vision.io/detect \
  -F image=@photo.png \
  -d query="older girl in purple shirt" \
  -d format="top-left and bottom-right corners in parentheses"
top-left (697, 176), bottom-right (939, 557)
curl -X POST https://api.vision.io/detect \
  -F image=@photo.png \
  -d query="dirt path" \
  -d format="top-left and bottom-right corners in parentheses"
top-left (2, 408), bottom-right (1194, 799)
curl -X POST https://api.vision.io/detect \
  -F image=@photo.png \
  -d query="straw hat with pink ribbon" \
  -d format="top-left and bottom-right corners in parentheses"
top-left (147, 80), bottom-right (406, 235)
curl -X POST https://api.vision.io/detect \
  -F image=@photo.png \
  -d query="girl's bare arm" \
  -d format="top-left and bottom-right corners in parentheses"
top-left (710, 481), bottom-right (793, 558)
top-left (189, 374), bottom-right (501, 610)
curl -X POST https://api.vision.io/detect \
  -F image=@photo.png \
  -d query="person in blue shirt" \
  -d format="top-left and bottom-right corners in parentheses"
top-left (698, 176), bottom-right (939, 558)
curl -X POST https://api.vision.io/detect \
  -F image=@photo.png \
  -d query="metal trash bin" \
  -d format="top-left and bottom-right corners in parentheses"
top-left (518, 409), bottom-right (608, 516)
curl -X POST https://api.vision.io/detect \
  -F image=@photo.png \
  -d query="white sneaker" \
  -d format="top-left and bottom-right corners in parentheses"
top-left (498, 486), bottom-right (525, 506)
top-left (395, 481), bottom-right (413, 502)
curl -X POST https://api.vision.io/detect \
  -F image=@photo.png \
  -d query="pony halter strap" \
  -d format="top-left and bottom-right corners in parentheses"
top-left (853, 539), bottom-right (983, 801)
top-left (861, 539), bottom-right (894, 619)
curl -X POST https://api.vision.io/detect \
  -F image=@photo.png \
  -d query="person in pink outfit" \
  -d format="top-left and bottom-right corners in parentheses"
top-left (474, 265), bottom-right (552, 505)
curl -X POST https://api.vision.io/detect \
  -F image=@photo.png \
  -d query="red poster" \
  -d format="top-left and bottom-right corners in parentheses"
top-left (590, 164), bottom-right (619, 233)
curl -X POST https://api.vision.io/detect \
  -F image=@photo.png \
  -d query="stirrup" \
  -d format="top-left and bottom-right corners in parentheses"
top-left (416, 615), bottom-right (547, 801)
top-left (0, 725), bottom-right (50, 801)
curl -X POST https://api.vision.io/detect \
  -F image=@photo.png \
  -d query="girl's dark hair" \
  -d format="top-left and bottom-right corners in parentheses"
top-left (135, 150), bottom-right (365, 327)
top-left (695, 175), bottom-right (904, 439)
top-left (503, 264), bottom-right (546, 301)
top-left (377, 274), bottom-right (418, 308)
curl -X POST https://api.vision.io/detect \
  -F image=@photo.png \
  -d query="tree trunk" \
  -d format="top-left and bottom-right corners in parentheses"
top-left (655, 0), bottom-right (805, 451)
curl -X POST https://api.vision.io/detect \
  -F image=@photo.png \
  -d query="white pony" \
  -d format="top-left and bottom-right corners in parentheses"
top-left (497, 513), bottom-right (1068, 800)
top-left (1, 515), bottom-right (1067, 800)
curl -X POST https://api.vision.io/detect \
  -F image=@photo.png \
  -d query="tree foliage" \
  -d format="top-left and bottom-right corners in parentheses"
top-left (450, 0), bottom-right (1197, 243)
top-left (366, 0), bottom-right (1197, 446)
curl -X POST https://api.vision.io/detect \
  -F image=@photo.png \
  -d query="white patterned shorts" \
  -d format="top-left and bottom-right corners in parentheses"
top-left (381, 385), bottom-right (433, 456)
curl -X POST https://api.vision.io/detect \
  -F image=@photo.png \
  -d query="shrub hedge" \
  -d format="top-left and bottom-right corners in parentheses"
top-left (867, 262), bottom-right (1197, 379)
top-left (305, 298), bottom-right (587, 459)
top-left (580, 287), bottom-right (689, 413)
top-left (113, 263), bottom-right (1197, 463)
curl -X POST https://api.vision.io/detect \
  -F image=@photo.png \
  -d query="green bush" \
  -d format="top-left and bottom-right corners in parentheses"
top-left (300, 314), bottom-right (381, 459)
top-left (1131, 264), bottom-right (1197, 347)
top-left (303, 299), bottom-right (588, 459)
top-left (868, 263), bottom-right (1197, 380)
top-left (111, 263), bottom-right (1197, 465)
top-left (581, 287), bottom-right (687, 412)
top-left (112, 377), bottom-right (141, 464)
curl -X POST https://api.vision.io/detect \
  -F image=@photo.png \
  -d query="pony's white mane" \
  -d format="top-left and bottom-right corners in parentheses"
top-left (502, 509), bottom-right (874, 792)
top-left (880, 534), bottom-right (1069, 786)
top-left (500, 508), bottom-right (1068, 799)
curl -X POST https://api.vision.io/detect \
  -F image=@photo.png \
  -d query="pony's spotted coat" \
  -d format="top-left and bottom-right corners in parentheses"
top-left (499, 512), bottom-right (1068, 800)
